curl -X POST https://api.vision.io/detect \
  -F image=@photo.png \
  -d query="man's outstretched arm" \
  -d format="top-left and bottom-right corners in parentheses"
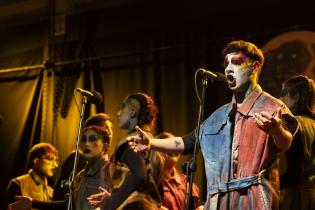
top-left (127, 126), bottom-right (185, 154)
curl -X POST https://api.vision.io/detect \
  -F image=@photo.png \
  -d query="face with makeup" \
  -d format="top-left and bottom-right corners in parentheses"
top-left (117, 99), bottom-right (139, 130)
top-left (224, 52), bottom-right (256, 92)
top-left (80, 129), bottom-right (106, 160)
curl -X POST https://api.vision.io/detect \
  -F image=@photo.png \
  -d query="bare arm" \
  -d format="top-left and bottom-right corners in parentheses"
top-left (127, 126), bottom-right (185, 154)
top-left (150, 137), bottom-right (184, 154)
top-left (270, 123), bottom-right (293, 151)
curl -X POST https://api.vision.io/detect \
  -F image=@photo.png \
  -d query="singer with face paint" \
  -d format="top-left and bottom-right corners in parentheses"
top-left (128, 40), bottom-right (299, 210)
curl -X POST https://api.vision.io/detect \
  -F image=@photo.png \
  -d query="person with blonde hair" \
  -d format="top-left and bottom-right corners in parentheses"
top-left (156, 132), bottom-right (202, 210)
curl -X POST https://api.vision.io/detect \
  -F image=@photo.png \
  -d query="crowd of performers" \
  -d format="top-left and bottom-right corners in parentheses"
top-left (4, 40), bottom-right (315, 210)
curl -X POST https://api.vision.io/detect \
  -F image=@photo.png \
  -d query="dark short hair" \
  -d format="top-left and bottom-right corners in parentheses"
top-left (29, 143), bottom-right (58, 167)
top-left (125, 93), bottom-right (158, 129)
top-left (222, 40), bottom-right (265, 68)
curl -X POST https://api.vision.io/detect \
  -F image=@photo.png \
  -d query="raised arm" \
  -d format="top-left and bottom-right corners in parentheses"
top-left (127, 126), bottom-right (185, 154)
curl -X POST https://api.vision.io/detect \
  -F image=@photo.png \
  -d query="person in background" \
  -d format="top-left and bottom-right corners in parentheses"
top-left (4, 143), bottom-right (59, 209)
top-left (156, 132), bottom-right (203, 210)
top-left (279, 75), bottom-right (315, 210)
top-left (7, 113), bottom-right (112, 210)
top-left (73, 113), bottom-right (112, 210)
top-left (88, 93), bottom-right (164, 210)
top-left (53, 113), bottom-right (113, 201)
top-left (52, 150), bottom-right (86, 201)
top-left (128, 40), bottom-right (299, 209)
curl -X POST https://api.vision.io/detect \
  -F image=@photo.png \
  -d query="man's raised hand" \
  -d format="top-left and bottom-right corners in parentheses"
top-left (127, 126), bottom-right (151, 153)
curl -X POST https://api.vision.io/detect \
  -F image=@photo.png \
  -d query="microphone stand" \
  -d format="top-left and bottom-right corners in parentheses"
top-left (67, 96), bottom-right (88, 210)
top-left (185, 76), bottom-right (208, 210)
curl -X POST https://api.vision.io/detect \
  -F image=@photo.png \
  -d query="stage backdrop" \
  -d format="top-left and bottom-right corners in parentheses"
top-left (1, 29), bottom-right (315, 207)
top-left (261, 31), bottom-right (315, 97)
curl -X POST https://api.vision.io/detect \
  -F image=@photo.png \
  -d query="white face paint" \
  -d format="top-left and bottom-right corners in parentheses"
top-left (224, 52), bottom-right (254, 92)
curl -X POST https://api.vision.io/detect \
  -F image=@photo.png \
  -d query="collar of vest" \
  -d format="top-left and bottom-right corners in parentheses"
top-left (29, 169), bottom-right (46, 186)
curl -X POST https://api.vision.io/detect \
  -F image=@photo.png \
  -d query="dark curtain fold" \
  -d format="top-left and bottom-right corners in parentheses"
top-left (0, 69), bottom-right (42, 207)
top-left (0, 34), bottom-right (45, 206)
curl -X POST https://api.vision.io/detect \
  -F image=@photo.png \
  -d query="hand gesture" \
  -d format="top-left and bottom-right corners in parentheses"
top-left (87, 186), bottom-right (111, 208)
top-left (195, 205), bottom-right (204, 210)
top-left (253, 108), bottom-right (282, 137)
top-left (7, 196), bottom-right (32, 210)
top-left (127, 126), bottom-right (151, 153)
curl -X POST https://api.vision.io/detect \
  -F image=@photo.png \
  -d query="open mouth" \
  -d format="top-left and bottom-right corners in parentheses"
top-left (84, 148), bottom-right (91, 154)
top-left (226, 75), bottom-right (236, 86)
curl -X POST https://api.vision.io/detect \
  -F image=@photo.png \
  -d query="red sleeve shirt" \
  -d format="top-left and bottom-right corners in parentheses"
top-left (162, 169), bottom-right (200, 210)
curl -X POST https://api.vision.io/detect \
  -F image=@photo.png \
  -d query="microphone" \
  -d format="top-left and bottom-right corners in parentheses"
top-left (199, 68), bottom-right (227, 83)
top-left (76, 88), bottom-right (103, 104)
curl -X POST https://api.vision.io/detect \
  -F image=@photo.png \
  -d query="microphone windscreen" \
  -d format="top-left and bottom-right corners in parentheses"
top-left (91, 91), bottom-right (103, 104)
top-left (215, 72), bottom-right (227, 84)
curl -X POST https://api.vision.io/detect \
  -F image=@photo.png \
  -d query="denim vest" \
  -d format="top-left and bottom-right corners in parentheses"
top-left (199, 103), bottom-right (234, 197)
top-left (199, 87), bottom-right (299, 209)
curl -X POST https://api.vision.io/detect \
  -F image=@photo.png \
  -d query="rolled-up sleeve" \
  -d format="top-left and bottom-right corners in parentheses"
top-left (182, 130), bottom-right (196, 155)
